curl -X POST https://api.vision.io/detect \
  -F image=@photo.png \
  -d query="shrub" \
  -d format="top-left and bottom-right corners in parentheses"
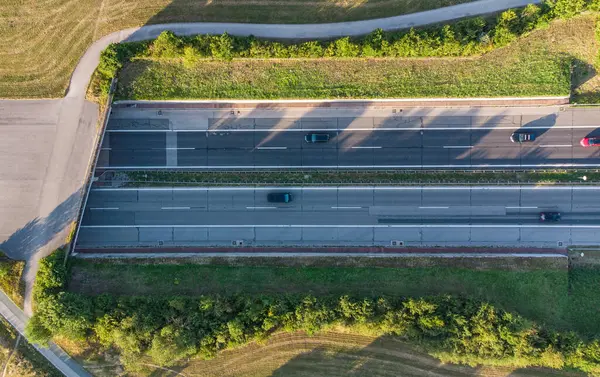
top-left (549, 0), bottom-right (587, 19)
top-left (210, 33), bottom-right (234, 60)
top-left (151, 31), bottom-right (183, 58)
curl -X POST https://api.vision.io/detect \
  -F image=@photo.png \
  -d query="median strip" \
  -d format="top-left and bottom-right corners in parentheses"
top-left (111, 170), bottom-right (600, 187)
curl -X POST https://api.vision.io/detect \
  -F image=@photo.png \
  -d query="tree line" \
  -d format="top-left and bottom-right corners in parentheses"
top-left (25, 250), bottom-right (600, 375)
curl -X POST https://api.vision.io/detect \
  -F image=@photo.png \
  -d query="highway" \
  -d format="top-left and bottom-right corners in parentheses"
top-left (97, 108), bottom-right (600, 169)
top-left (76, 186), bottom-right (600, 249)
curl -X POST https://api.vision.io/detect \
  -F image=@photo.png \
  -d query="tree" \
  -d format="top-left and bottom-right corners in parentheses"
top-left (25, 314), bottom-right (52, 346)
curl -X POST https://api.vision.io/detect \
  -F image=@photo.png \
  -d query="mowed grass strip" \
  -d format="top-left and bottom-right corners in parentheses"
top-left (69, 260), bottom-right (570, 331)
top-left (0, 0), bottom-right (474, 99)
top-left (116, 45), bottom-right (571, 99)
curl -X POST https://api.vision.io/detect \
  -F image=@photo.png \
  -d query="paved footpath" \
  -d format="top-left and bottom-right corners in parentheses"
top-left (0, 290), bottom-right (92, 377)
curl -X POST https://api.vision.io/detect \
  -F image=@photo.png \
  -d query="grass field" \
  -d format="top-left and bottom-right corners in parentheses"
top-left (69, 256), bottom-right (572, 332)
top-left (0, 0), bottom-right (473, 99)
top-left (0, 317), bottom-right (61, 377)
top-left (164, 332), bottom-right (585, 377)
top-left (117, 48), bottom-right (571, 100)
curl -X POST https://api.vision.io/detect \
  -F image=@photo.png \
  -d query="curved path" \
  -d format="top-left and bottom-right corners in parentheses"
top-left (68, 0), bottom-right (540, 98)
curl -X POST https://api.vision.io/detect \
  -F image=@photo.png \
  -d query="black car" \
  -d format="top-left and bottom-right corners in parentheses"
top-left (510, 131), bottom-right (536, 143)
top-left (540, 212), bottom-right (561, 221)
top-left (304, 133), bottom-right (330, 143)
top-left (267, 192), bottom-right (292, 203)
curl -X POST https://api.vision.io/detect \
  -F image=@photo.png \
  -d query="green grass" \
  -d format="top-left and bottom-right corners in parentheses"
top-left (120, 170), bottom-right (600, 186)
top-left (0, 317), bottom-right (62, 377)
top-left (117, 46), bottom-right (571, 99)
top-left (0, 252), bottom-right (26, 309)
top-left (69, 257), bottom-right (571, 331)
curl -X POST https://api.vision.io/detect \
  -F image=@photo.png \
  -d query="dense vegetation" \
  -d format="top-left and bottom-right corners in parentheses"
top-left (0, 251), bottom-right (25, 308)
top-left (25, 250), bottom-right (600, 375)
top-left (94, 0), bottom-right (600, 100)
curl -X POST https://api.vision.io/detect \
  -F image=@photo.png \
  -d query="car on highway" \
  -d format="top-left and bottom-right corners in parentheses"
top-left (267, 192), bottom-right (293, 203)
top-left (305, 133), bottom-right (330, 143)
top-left (510, 131), bottom-right (536, 143)
top-left (580, 137), bottom-right (600, 147)
top-left (539, 212), bottom-right (561, 222)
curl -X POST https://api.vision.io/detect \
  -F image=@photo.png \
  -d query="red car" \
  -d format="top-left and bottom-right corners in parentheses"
top-left (580, 137), bottom-right (600, 147)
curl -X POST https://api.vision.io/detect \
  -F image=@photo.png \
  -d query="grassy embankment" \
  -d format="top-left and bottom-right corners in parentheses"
top-left (0, 0), bottom-right (474, 98)
top-left (68, 255), bottom-right (599, 336)
top-left (115, 13), bottom-right (600, 101)
top-left (64, 254), bottom-right (600, 376)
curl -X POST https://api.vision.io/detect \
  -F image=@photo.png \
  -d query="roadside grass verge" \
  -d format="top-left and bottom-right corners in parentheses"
top-left (0, 252), bottom-right (25, 309)
top-left (118, 170), bottom-right (600, 186)
top-left (0, 0), bottom-right (474, 98)
top-left (0, 316), bottom-right (62, 377)
top-left (116, 47), bottom-right (571, 100)
top-left (69, 256), bottom-right (571, 332)
top-left (113, 13), bottom-right (600, 101)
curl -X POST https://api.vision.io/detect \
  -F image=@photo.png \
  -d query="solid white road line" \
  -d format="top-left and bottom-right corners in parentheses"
top-left (98, 163), bottom-right (600, 169)
top-left (331, 206), bottom-right (363, 209)
top-left (88, 207), bottom-right (119, 210)
top-left (164, 147), bottom-right (195, 150)
top-left (443, 146), bottom-right (473, 149)
top-left (80, 224), bottom-right (600, 229)
top-left (104, 125), bottom-right (598, 132)
top-left (91, 186), bottom-right (593, 191)
top-left (351, 146), bottom-right (382, 149)
top-left (505, 206), bottom-right (538, 209)
top-left (246, 206), bottom-right (277, 209)
top-left (161, 206), bottom-right (191, 210)
top-left (256, 147), bottom-right (288, 150)
top-left (419, 206), bottom-right (449, 209)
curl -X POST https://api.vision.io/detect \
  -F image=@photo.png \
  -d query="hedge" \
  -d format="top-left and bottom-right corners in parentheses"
top-left (24, 250), bottom-right (600, 375)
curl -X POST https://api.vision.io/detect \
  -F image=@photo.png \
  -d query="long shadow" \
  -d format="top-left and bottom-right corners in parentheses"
top-left (269, 335), bottom-right (575, 377)
top-left (0, 189), bottom-right (82, 260)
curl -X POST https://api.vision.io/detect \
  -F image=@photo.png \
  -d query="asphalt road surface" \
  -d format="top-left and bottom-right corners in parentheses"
top-left (98, 108), bottom-right (600, 169)
top-left (76, 186), bottom-right (600, 249)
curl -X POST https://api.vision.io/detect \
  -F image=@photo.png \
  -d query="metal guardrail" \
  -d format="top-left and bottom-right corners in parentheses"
top-left (69, 79), bottom-right (116, 257)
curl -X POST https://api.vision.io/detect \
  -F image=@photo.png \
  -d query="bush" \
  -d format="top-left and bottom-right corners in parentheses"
top-left (151, 31), bottom-right (183, 58)
top-left (550, 0), bottom-right (587, 19)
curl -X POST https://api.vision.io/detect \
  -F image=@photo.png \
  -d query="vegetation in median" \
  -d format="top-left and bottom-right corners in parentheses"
top-left (119, 169), bottom-right (600, 186)
top-left (93, 1), bottom-right (600, 101)
top-left (0, 251), bottom-right (26, 309)
top-left (23, 250), bottom-right (600, 375)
